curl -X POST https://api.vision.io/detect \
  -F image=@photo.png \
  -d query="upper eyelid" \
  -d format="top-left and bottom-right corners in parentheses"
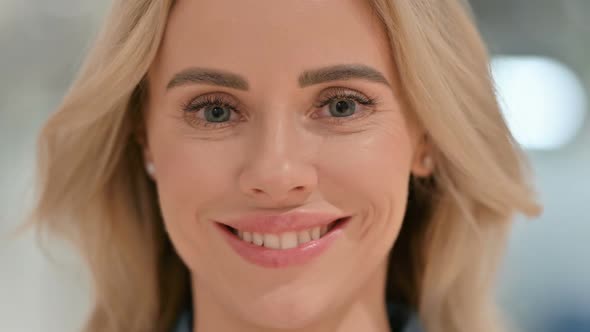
top-left (189, 92), bottom-right (239, 105)
top-left (182, 93), bottom-right (242, 113)
top-left (182, 86), bottom-right (375, 110)
top-left (317, 86), bottom-right (369, 97)
top-left (316, 89), bottom-right (372, 102)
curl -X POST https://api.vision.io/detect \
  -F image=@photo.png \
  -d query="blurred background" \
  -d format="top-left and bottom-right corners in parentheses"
top-left (0, 0), bottom-right (588, 331)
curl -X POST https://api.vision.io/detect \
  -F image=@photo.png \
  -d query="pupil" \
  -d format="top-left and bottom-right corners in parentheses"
top-left (212, 107), bottom-right (224, 118)
top-left (336, 101), bottom-right (348, 113)
top-left (206, 106), bottom-right (230, 122)
top-left (330, 99), bottom-right (355, 117)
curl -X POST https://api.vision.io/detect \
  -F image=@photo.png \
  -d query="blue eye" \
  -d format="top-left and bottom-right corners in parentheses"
top-left (313, 88), bottom-right (379, 124)
top-left (329, 99), bottom-right (357, 117)
top-left (204, 105), bottom-right (232, 123)
top-left (182, 93), bottom-right (242, 129)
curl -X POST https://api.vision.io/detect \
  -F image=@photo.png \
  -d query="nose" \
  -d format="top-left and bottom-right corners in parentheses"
top-left (238, 115), bottom-right (318, 207)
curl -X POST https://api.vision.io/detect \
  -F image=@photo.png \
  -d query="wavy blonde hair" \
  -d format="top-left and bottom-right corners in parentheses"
top-left (29, 0), bottom-right (541, 331)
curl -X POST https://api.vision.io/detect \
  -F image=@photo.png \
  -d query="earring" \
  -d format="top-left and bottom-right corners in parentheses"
top-left (146, 162), bottom-right (156, 176)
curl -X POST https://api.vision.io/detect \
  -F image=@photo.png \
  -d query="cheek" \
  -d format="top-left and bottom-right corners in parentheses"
top-left (318, 121), bottom-right (414, 211)
top-left (316, 119), bottom-right (414, 249)
top-left (155, 141), bottom-right (232, 213)
top-left (149, 133), bottom-right (241, 264)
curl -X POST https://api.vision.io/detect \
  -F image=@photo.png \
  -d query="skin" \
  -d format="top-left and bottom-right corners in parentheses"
top-left (143, 0), bottom-right (432, 331)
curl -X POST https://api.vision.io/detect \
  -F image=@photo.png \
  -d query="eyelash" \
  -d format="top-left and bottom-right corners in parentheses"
top-left (312, 88), bottom-right (379, 124)
top-left (180, 88), bottom-right (380, 129)
top-left (180, 94), bottom-right (243, 129)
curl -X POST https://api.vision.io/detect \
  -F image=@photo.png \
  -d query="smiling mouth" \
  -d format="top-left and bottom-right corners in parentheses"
top-left (222, 217), bottom-right (348, 250)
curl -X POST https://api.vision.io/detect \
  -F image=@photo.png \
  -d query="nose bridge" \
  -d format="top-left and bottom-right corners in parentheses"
top-left (238, 104), bottom-right (317, 205)
top-left (258, 108), bottom-right (297, 159)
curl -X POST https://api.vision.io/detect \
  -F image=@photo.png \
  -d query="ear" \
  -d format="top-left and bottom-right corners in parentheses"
top-left (411, 134), bottom-right (434, 178)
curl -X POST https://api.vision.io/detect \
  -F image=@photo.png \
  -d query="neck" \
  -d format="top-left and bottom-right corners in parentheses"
top-left (190, 260), bottom-right (392, 332)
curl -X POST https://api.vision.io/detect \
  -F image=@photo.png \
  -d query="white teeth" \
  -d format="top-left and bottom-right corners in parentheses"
top-left (297, 230), bottom-right (311, 244)
top-left (243, 231), bottom-right (253, 243)
top-left (310, 226), bottom-right (320, 240)
top-left (234, 223), bottom-right (335, 249)
top-left (252, 232), bottom-right (264, 246)
top-left (280, 232), bottom-right (298, 249)
top-left (263, 234), bottom-right (280, 249)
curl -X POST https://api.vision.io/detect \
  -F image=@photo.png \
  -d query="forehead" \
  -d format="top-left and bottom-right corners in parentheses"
top-left (152, 0), bottom-right (396, 90)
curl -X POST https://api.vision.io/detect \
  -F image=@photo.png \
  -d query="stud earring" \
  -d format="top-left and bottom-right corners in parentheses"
top-left (146, 162), bottom-right (156, 176)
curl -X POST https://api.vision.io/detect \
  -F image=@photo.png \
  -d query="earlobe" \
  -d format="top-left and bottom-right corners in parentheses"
top-left (411, 135), bottom-right (435, 177)
top-left (422, 154), bottom-right (433, 171)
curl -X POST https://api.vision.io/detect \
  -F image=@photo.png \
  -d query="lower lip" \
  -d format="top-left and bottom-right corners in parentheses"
top-left (215, 217), bottom-right (350, 268)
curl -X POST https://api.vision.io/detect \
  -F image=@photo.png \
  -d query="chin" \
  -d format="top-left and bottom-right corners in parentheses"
top-left (234, 291), bottom-right (331, 329)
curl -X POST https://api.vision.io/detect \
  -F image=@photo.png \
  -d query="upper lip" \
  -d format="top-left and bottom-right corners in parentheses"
top-left (215, 211), bottom-right (349, 234)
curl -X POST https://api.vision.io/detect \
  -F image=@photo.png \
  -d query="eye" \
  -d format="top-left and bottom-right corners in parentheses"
top-left (181, 93), bottom-right (243, 129)
top-left (328, 99), bottom-right (356, 117)
top-left (203, 105), bottom-right (231, 122)
top-left (312, 87), bottom-right (379, 123)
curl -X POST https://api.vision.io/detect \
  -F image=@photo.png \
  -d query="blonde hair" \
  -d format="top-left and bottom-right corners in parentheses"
top-left (29, 0), bottom-right (541, 331)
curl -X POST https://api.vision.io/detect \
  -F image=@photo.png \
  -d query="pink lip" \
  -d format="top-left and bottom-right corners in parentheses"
top-left (216, 211), bottom-right (348, 234)
top-left (214, 216), bottom-right (351, 268)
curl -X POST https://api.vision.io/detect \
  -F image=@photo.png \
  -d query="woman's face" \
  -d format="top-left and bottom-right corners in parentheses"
top-left (145, 0), bottom-right (429, 328)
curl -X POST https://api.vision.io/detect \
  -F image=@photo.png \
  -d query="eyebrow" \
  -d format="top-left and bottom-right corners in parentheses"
top-left (166, 67), bottom-right (249, 91)
top-left (166, 63), bottom-right (390, 91)
top-left (298, 64), bottom-right (390, 87)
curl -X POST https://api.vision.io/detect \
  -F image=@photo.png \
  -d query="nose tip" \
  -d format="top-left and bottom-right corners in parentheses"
top-left (237, 115), bottom-right (318, 206)
top-left (239, 156), bottom-right (318, 206)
